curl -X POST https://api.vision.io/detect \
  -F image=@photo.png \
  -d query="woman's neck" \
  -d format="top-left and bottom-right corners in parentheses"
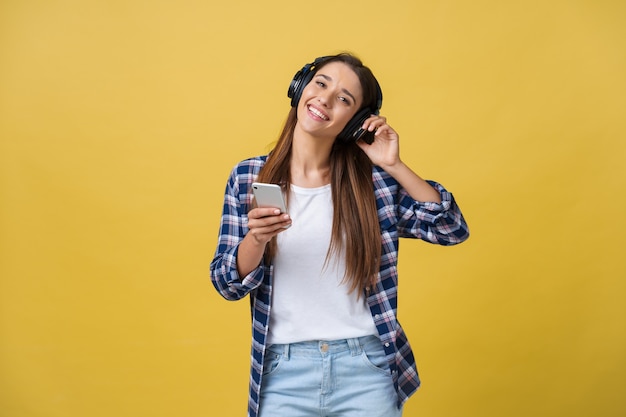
top-left (290, 129), bottom-right (333, 188)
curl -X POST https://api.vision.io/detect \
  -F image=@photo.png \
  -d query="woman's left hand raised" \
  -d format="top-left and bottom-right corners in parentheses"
top-left (356, 115), bottom-right (401, 169)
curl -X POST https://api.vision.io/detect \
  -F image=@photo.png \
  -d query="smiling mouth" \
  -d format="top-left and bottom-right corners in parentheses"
top-left (307, 105), bottom-right (329, 121)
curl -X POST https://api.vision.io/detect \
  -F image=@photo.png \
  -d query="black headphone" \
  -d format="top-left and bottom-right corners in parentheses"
top-left (287, 56), bottom-right (383, 144)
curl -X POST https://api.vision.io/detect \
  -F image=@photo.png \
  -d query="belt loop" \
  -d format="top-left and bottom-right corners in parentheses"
top-left (347, 337), bottom-right (361, 356)
top-left (283, 344), bottom-right (290, 361)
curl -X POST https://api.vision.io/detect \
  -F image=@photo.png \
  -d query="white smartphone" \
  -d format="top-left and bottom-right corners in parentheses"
top-left (252, 182), bottom-right (288, 213)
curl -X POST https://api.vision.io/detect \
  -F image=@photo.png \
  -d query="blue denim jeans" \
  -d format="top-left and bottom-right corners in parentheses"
top-left (258, 335), bottom-right (403, 417)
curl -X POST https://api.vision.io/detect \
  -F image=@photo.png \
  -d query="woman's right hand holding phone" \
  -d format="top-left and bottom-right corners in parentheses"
top-left (247, 207), bottom-right (292, 246)
top-left (236, 208), bottom-right (291, 278)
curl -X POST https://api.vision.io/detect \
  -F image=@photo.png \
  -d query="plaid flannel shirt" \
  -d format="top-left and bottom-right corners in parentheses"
top-left (210, 156), bottom-right (470, 417)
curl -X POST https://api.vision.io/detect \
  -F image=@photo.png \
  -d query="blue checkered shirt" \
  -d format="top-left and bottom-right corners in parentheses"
top-left (210, 156), bottom-right (470, 417)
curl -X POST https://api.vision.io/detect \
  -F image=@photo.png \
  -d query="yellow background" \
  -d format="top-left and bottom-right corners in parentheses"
top-left (1, 0), bottom-right (625, 416)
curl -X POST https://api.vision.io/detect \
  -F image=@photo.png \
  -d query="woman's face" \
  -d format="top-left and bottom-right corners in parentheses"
top-left (296, 61), bottom-right (363, 140)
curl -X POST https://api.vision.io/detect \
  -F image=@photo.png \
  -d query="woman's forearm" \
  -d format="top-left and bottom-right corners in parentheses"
top-left (382, 161), bottom-right (442, 204)
top-left (236, 233), bottom-right (267, 278)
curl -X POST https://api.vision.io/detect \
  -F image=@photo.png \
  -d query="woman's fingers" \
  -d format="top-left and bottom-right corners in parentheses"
top-left (247, 208), bottom-right (291, 244)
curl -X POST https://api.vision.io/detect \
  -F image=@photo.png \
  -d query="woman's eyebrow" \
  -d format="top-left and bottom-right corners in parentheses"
top-left (316, 73), bottom-right (357, 104)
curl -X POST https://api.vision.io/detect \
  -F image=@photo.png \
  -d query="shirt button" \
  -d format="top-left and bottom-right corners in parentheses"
top-left (374, 314), bottom-right (380, 320)
top-left (384, 343), bottom-right (390, 348)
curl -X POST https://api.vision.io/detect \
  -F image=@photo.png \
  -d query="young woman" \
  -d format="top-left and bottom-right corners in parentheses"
top-left (210, 53), bottom-right (469, 417)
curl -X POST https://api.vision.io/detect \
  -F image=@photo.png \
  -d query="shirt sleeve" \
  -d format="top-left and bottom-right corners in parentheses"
top-left (396, 180), bottom-right (470, 246)
top-left (209, 164), bottom-right (266, 300)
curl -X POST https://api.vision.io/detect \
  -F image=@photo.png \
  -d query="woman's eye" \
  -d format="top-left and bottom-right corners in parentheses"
top-left (316, 81), bottom-right (326, 88)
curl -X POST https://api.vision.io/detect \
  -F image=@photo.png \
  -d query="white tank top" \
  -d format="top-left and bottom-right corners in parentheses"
top-left (266, 183), bottom-right (377, 344)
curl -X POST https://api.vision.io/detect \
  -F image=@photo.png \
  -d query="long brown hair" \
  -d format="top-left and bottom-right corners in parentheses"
top-left (256, 53), bottom-right (381, 295)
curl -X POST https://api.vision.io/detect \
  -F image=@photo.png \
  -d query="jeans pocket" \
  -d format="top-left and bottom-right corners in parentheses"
top-left (262, 347), bottom-right (283, 376)
top-left (360, 341), bottom-right (392, 376)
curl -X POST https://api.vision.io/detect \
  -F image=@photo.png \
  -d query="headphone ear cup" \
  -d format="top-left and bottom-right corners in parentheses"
top-left (337, 108), bottom-right (373, 143)
top-left (290, 71), bottom-right (315, 107)
top-left (288, 66), bottom-right (313, 108)
top-left (288, 57), bottom-right (327, 108)
top-left (337, 79), bottom-right (383, 144)
top-left (287, 70), bottom-right (303, 104)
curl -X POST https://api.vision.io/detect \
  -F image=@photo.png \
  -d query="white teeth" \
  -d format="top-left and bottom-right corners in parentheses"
top-left (308, 105), bottom-right (329, 120)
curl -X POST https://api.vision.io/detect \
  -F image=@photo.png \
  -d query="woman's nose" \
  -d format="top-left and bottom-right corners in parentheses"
top-left (317, 91), bottom-right (331, 107)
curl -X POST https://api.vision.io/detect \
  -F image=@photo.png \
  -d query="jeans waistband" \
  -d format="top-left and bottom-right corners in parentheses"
top-left (268, 335), bottom-right (380, 359)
